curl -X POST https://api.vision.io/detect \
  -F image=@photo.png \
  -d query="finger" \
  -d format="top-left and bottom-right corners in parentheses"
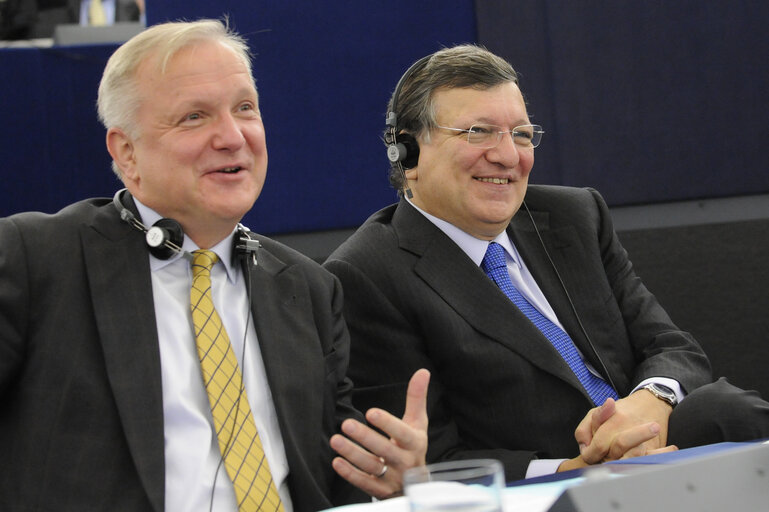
top-left (401, 369), bottom-right (430, 429)
top-left (645, 445), bottom-right (678, 456)
top-left (592, 398), bottom-right (616, 431)
top-left (574, 410), bottom-right (596, 448)
top-left (579, 434), bottom-right (610, 465)
top-left (575, 399), bottom-right (614, 450)
top-left (330, 424), bottom-right (389, 475)
top-left (331, 456), bottom-right (396, 499)
top-left (365, 407), bottom-right (426, 456)
top-left (604, 422), bottom-right (661, 461)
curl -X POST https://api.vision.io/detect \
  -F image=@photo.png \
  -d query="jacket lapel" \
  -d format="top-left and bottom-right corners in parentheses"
top-left (510, 204), bottom-right (618, 391)
top-left (80, 198), bottom-right (165, 512)
top-left (241, 243), bottom-right (325, 475)
top-left (392, 202), bottom-right (586, 393)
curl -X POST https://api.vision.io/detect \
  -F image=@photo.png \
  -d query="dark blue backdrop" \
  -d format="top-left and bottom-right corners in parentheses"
top-left (2, 1), bottom-right (767, 234)
top-left (0, 2), bottom-right (477, 234)
top-left (476, 1), bottom-right (769, 206)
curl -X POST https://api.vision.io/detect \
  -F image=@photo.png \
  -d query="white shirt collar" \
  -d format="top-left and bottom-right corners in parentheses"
top-left (405, 198), bottom-right (522, 268)
top-left (133, 198), bottom-right (239, 283)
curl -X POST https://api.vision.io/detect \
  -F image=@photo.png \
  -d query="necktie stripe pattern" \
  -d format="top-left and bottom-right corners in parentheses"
top-left (481, 242), bottom-right (618, 406)
top-left (191, 250), bottom-right (284, 512)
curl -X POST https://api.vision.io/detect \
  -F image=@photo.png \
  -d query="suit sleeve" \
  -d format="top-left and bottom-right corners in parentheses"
top-left (586, 187), bottom-right (712, 392)
top-left (325, 257), bottom-right (537, 480)
top-left (0, 218), bottom-right (29, 395)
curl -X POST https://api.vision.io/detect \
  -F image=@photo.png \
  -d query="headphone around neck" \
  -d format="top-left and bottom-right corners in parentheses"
top-left (112, 188), bottom-right (260, 265)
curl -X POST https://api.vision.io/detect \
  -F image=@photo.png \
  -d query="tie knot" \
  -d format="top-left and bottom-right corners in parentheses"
top-left (192, 250), bottom-right (219, 275)
top-left (481, 242), bottom-right (507, 273)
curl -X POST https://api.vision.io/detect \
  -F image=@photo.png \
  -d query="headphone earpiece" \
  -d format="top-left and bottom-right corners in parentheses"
top-left (112, 189), bottom-right (186, 260)
top-left (385, 55), bottom-right (431, 198)
top-left (145, 218), bottom-right (184, 260)
top-left (393, 133), bottom-right (420, 170)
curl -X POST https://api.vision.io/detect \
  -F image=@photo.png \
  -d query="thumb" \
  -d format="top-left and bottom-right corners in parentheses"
top-left (402, 369), bottom-right (430, 430)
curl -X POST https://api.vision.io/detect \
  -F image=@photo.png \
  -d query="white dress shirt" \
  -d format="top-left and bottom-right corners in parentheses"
top-left (134, 200), bottom-right (293, 512)
top-left (407, 199), bottom-right (683, 477)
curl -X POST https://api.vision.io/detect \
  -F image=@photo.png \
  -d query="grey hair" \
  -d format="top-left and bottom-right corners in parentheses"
top-left (385, 44), bottom-right (519, 192)
top-left (97, 18), bottom-right (253, 177)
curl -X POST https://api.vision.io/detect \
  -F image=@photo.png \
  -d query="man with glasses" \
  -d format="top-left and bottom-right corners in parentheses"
top-left (324, 44), bottom-right (769, 482)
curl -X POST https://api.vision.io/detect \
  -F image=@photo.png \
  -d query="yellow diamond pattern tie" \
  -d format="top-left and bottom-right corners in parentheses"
top-left (190, 250), bottom-right (283, 512)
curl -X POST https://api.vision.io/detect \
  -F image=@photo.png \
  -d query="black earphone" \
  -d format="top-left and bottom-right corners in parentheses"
top-left (522, 201), bottom-right (618, 392)
top-left (385, 55), bottom-right (432, 199)
top-left (112, 188), bottom-right (260, 265)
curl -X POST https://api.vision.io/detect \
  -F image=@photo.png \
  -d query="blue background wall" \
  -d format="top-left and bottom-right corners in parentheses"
top-left (476, 1), bottom-right (769, 206)
top-left (1, 1), bottom-right (767, 234)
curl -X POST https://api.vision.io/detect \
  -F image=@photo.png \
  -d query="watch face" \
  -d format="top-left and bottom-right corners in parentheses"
top-left (648, 384), bottom-right (677, 405)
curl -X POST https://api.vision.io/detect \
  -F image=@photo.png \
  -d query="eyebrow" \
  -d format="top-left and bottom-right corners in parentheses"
top-left (471, 117), bottom-right (531, 127)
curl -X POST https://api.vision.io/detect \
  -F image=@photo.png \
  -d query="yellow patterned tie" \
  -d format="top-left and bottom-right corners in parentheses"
top-left (88, 0), bottom-right (107, 26)
top-left (190, 250), bottom-right (284, 512)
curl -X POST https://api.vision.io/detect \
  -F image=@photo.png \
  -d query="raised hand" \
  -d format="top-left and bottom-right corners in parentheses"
top-left (330, 369), bottom-right (430, 498)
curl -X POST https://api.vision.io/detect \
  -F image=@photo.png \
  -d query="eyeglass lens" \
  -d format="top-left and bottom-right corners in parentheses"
top-left (467, 124), bottom-right (542, 148)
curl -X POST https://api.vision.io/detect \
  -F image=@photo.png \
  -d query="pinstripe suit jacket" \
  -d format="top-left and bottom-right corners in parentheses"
top-left (324, 185), bottom-right (712, 480)
top-left (0, 194), bottom-right (364, 511)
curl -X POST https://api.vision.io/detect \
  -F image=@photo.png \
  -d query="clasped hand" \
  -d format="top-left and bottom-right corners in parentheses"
top-left (329, 369), bottom-right (430, 499)
top-left (559, 389), bottom-right (677, 472)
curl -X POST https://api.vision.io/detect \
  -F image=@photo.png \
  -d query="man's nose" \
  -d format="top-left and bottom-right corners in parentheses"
top-left (486, 130), bottom-right (520, 167)
top-left (212, 114), bottom-right (246, 150)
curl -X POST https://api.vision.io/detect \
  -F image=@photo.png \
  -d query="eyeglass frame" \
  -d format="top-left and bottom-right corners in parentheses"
top-left (435, 123), bottom-right (544, 149)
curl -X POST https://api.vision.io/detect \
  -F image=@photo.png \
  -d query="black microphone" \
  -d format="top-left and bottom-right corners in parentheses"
top-left (233, 224), bottom-right (260, 267)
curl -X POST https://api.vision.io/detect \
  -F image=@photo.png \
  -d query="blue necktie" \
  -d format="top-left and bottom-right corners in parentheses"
top-left (481, 242), bottom-right (619, 406)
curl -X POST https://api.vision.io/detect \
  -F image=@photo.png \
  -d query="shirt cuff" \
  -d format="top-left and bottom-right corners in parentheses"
top-left (526, 458), bottom-right (566, 479)
top-left (631, 377), bottom-right (685, 404)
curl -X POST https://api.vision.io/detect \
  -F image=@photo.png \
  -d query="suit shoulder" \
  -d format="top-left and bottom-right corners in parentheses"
top-left (325, 203), bottom-right (399, 265)
top-left (251, 234), bottom-right (320, 266)
top-left (525, 185), bottom-right (608, 217)
top-left (1, 197), bottom-right (111, 238)
top-left (250, 232), bottom-right (342, 289)
top-left (525, 184), bottom-right (603, 205)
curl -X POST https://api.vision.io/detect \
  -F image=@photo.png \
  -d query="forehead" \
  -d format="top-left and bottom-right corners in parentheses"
top-left (140, 40), bottom-right (254, 90)
top-left (433, 82), bottom-right (527, 123)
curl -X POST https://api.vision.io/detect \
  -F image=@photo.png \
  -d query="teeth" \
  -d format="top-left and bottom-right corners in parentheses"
top-left (475, 177), bottom-right (509, 184)
top-left (220, 167), bottom-right (240, 173)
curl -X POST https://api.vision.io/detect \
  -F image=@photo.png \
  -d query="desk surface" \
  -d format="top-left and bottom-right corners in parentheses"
top-left (322, 441), bottom-right (769, 512)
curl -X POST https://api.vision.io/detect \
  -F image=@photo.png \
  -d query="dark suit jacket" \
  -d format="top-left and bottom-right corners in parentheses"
top-left (0, 195), bottom-right (365, 511)
top-left (324, 185), bottom-right (712, 481)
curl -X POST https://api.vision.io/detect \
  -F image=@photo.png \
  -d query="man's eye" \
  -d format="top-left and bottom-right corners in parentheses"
top-left (470, 125), bottom-right (493, 134)
top-left (185, 113), bottom-right (201, 121)
top-left (514, 129), bottom-right (533, 140)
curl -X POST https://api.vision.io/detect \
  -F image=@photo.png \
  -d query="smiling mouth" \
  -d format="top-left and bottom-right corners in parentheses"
top-left (474, 177), bottom-right (509, 184)
top-left (216, 166), bottom-right (242, 174)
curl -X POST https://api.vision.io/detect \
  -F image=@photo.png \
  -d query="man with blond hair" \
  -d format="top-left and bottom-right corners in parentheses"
top-left (0, 19), bottom-right (428, 511)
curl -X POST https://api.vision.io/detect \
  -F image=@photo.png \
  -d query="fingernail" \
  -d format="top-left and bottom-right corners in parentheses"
top-left (649, 423), bottom-right (660, 435)
top-left (343, 420), bottom-right (357, 434)
top-left (579, 443), bottom-right (586, 455)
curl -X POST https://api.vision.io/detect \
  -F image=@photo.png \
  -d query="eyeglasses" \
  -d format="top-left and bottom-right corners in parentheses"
top-left (436, 123), bottom-right (544, 149)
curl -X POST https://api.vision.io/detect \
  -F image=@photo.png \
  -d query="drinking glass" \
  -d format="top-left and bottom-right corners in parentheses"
top-left (403, 459), bottom-right (504, 512)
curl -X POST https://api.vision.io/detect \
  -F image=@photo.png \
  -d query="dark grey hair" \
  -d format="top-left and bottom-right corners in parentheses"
top-left (385, 44), bottom-right (519, 191)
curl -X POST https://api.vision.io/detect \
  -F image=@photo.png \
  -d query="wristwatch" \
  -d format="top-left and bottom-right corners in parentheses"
top-left (642, 383), bottom-right (678, 407)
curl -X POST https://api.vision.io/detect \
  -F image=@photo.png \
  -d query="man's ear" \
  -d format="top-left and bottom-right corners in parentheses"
top-left (106, 127), bottom-right (137, 181)
top-left (404, 167), bottom-right (418, 181)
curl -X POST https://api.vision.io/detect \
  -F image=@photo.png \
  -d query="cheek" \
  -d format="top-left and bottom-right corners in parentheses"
top-left (244, 123), bottom-right (267, 150)
top-left (521, 152), bottom-right (535, 175)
